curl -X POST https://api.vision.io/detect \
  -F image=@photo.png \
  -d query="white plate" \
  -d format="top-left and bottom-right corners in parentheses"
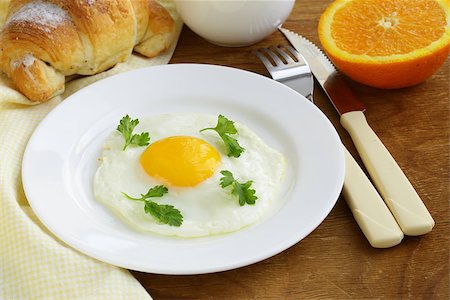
top-left (22, 64), bottom-right (344, 275)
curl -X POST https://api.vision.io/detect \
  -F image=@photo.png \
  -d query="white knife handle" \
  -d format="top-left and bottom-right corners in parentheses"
top-left (341, 111), bottom-right (434, 235)
top-left (342, 146), bottom-right (403, 248)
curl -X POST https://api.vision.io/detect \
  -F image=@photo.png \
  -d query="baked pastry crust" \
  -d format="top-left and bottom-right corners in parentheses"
top-left (0, 0), bottom-right (175, 102)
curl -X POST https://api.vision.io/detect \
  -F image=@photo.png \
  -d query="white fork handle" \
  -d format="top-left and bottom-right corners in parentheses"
top-left (341, 111), bottom-right (434, 236)
top-left (342, 146), bottom-right (403, 248)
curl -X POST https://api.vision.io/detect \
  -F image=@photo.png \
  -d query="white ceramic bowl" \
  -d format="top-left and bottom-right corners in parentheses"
top-left (173, 0), bottom-right (295, 47)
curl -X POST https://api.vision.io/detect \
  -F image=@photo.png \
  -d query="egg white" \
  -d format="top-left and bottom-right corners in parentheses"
top-left (93, 113), bottom-right (285, 237)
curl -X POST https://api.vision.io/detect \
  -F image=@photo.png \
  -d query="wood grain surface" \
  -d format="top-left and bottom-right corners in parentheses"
top-left (132, 1), bottom-right (450, 298)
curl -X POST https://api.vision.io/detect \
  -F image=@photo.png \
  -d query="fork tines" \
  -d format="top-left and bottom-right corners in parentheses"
top-left (255, 46), bottom-right (311, 81)
top-left (255, 45), bottom-right (313, 101)
top-left (256, 46), bottom-right (307, 71)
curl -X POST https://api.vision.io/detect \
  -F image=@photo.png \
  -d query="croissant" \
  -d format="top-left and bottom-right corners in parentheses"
top-left (0, 0), bottom-right (176, 102)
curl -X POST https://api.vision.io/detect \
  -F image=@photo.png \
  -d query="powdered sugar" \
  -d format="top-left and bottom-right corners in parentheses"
top-left (7, 1), bottom-right (69, 32)
top-left (10, 60), bottom-right (20, 70)
top-left (87, 0), bottom-right (95, 5)
top-left (10, 55), bottom-right (38, 83)
top-left (10, 54), bottom-right (36, 70)
top-left (22, 54), bottom-right (36, 67)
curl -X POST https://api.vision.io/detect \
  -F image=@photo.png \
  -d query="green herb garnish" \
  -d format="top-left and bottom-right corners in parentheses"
top-left (117, 115), bottom-right (150, 150)
top-left (144, 201), bottom-right (183, 227)
top-left (219, 170), bottom-right (257, 206)
top-left (122, 185), bottom-right (183, 227)
top-left (200, 115), bottom-right (245, 157)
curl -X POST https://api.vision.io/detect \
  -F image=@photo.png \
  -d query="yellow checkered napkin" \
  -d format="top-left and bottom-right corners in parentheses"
top-left (0, 1), bottom-right (182, 298)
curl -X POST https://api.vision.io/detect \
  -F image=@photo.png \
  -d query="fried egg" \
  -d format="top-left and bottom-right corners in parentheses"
top-left (93, 113), bottom-right (285, 237)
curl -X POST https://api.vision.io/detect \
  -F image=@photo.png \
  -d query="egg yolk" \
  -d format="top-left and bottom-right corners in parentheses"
top-left (140, 136), bottom-right (221, 187)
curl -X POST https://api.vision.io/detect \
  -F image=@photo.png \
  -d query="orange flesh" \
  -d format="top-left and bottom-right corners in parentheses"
top-left (331, 0), bottom-right (447, 56)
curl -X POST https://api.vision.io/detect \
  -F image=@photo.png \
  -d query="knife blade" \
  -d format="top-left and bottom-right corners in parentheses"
top-left (279, 27), bottom-right (434, 236)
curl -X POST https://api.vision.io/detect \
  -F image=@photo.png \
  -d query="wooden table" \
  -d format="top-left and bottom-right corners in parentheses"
top-left (132, 1), bottom-right (449, 298)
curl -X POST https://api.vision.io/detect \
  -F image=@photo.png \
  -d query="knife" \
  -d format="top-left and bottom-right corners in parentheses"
top-left (256, 46), bottom-right (404, 247)
top-left (279, 27), bottom-right (435, 236)
top-left (256, 45), bottom-right (404, 247)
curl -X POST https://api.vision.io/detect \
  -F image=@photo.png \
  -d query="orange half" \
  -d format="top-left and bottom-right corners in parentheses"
top-left (318, 0), bottom-right (450, 89)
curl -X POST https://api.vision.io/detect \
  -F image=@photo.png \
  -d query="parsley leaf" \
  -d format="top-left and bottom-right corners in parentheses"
top-left (221, 134), bottom-right (245, 158)
top-left (117, 115), bottom-right (151, 150)
top-left (122, 185), bottom-right (168, 201)
top-left (130, 132), bottom-right (150, 147)
top-left (122, 185), bottom-right (183, 227)
top-left (219, 170), bottom-right (235, 188)
top-left (219, 170), bottom-right (258, 206)
top-left (233, 180), bottom-right (257, 206)
top-left (214, 114), bottom-right (238, 134)
top-left (141, 185), bottom-right (168, 198)
top-left (200, 115), bottom-right (245, 157)
top-left (144, 201), bottom-right (183, 227)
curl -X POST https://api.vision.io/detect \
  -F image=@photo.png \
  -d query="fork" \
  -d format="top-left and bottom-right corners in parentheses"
top-left (256, 46), bottom-right (313, 101)
top-left (256, 46), bottom-right (404, 248)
